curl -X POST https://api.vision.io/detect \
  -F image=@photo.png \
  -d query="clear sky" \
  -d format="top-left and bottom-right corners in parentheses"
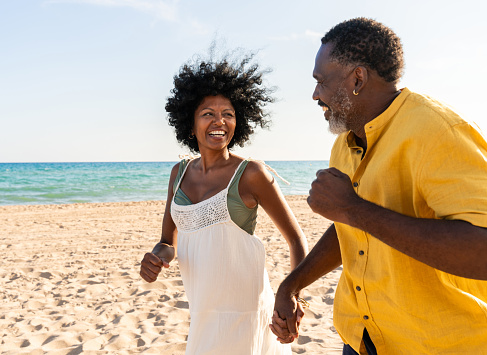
top-left (1, 0), bottom-right (486, 163)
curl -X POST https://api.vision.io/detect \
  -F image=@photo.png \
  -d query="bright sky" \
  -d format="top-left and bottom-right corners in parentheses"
top-left (1, 0), bottom-right (486, 163)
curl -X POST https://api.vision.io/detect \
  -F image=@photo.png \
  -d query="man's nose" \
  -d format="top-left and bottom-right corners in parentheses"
top-left (312, 85), bottom-right (320, 101)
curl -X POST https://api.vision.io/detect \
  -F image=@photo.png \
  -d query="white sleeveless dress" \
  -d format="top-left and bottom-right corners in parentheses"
top-left (171, 160), bottom-right (291, 355)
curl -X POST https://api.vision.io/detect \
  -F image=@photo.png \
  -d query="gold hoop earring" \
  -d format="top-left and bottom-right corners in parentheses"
top-left (189, 133), bottom-right (195, 139)
top-left (353, 90), bottom-right (359, 96)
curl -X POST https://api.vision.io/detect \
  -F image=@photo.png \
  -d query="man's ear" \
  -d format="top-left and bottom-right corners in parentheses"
top-left (353, 66), bottom-right (368, 95)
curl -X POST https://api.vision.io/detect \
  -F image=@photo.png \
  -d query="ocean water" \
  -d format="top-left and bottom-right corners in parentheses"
top-left (0, 161), bottom-right (329, 206)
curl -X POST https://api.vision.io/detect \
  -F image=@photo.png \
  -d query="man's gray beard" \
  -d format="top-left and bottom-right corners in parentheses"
top-left (328, 114), bottom-right (348, 135)
top-left (328, 87), bottom-right (353, 135)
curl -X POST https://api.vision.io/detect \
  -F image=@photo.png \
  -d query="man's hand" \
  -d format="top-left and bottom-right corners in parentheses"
top-left (270, 303), bottom-right (305, 343)
top-left (139, 253), bottom-right (165, 283)
top-left (307, 167), bottom-right (362, 224)
top-left (270, 286), bottom-right (302, 342)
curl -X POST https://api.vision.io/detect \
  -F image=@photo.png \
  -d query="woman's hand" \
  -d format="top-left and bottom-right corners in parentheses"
top-left (140, 242), bottom-right (174, 282)
top-left (139, 252), bottom-right (164, 283)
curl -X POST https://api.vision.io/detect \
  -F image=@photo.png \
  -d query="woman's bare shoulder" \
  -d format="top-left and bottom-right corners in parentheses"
top-left (242, 160), bottom-right (273, 184)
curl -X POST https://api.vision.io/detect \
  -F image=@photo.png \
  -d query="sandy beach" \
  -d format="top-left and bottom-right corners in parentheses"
top-left (0, 196), bottom-right (343, 354)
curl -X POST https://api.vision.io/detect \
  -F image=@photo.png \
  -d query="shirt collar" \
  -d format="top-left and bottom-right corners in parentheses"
top-left (345, 87), bottom-right (411, 147)
top-left (364, 87), bottom-right (410, 134)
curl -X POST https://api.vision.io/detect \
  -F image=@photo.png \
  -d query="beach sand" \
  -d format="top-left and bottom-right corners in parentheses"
top-left (0, 196), bottom-right (343, 354)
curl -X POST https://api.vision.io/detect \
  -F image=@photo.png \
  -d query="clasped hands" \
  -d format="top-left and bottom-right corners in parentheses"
top-left (270, 294), bottom-right (307, 343)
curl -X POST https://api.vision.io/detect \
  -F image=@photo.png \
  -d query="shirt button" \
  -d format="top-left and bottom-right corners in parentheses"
top-left (363, 315), bottom-right (369, 320)
top-left (356, 286), bottom-right (361, 291)
top-left (353, 182), bottom-right (358, 187)
top-left (359, 250), bottom-right (365, 255)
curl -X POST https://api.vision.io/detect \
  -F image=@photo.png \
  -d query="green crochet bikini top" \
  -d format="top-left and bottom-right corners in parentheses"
top-left (172, 159), bottom-right (258, 235)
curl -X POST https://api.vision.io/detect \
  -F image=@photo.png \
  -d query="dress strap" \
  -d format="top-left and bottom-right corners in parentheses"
top-left (226, 159), bottom-right (248, 189)
top-left (173, 158), bottom-right (193, 193)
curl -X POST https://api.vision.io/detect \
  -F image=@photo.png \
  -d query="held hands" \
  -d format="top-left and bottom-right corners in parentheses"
top-left (307, 167), bottom-right (362, 224)
top-left (270, 292), bottom-right (306, 344)
top-left (270, 304), bottom-right (305, 344)
top-left (139, 242), bottom-right (175, 283)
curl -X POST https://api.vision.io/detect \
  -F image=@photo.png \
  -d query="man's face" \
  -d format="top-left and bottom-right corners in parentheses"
top-left (312, 44), bottom-right (356, 135)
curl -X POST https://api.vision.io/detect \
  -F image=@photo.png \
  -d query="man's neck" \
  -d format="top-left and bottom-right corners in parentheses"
top-left (353, 87), bottom-right (402, 150)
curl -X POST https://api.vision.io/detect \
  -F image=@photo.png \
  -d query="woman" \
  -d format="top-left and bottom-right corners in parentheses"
top-left (140, 52), bottom-right (308, 355)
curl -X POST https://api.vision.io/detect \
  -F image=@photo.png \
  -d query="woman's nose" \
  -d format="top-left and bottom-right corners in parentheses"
top-left (213, 113), bottom-right (224, 125)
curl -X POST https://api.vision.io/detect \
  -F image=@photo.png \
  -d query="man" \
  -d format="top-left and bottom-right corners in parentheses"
top-left (271, 18), bottom-right (487, 354)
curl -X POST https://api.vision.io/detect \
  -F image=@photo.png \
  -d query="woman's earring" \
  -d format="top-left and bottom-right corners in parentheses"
top-left (189, 133), bottom-right (195, 139)
top-left (353, 89), bottom-right (359, 96)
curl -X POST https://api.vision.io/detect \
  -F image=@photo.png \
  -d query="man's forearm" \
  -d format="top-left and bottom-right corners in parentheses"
top-left (347, 198), bottom-right (487, 280)
top-left (279, 224), bottom-right (342, 296)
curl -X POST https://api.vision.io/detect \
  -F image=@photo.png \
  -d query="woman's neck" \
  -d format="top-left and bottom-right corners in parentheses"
top-left (195, 149), bottom-right (232, 173)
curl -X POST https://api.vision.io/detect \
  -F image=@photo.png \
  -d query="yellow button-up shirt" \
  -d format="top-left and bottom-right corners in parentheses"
top-left (330, 88), bottom-right (487, 354)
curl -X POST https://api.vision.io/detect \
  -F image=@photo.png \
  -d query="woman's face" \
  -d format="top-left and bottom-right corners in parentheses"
top-left (192, 95), bottom-right (236, 153)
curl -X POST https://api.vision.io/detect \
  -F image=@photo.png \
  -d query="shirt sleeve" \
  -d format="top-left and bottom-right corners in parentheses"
top-left (418, 122), bottom-right (487, 228)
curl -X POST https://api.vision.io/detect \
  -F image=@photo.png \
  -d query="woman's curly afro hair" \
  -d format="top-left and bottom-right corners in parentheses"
top-left (165, 50), bottom-right (275, 153)
top-left (322, 17), bottom-right (404, 83)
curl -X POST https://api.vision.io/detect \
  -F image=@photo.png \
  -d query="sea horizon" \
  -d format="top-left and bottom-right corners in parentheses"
top-left (1, 159), bottom-right (329, 164)
top-left (0, 160), bottom-right (329, 206)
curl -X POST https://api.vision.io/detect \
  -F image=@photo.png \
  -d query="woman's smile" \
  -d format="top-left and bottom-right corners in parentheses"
top-left (208, 130), bottom-right (227, 138)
